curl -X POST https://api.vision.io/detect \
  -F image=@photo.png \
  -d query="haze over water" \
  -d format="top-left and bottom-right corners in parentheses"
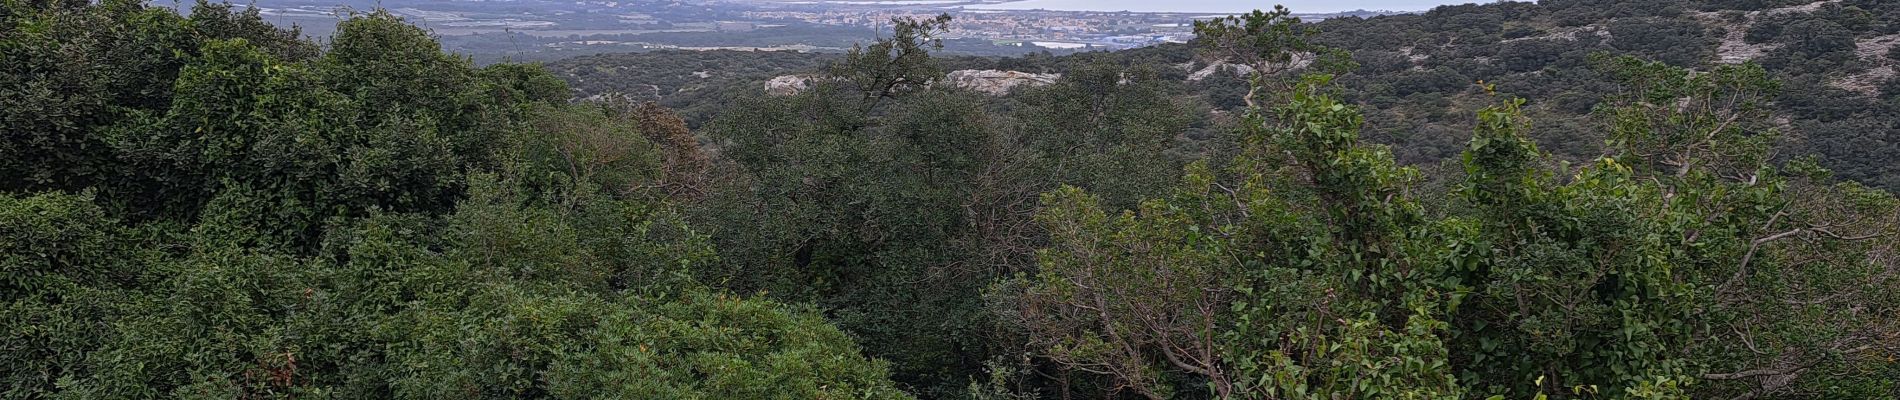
top-left (974, 0), bottom-right (1497, 14)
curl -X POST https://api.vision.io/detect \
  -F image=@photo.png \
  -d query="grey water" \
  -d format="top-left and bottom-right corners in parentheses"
top-left (975, 0), bottom-right (1511, 14)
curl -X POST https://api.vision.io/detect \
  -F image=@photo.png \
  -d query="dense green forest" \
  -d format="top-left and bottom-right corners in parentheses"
top-left (3, 0), bottom-right (1898, 399)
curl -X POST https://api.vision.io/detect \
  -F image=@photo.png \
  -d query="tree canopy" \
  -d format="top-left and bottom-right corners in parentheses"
top-left (3, 1), bottom-right (1898, 399)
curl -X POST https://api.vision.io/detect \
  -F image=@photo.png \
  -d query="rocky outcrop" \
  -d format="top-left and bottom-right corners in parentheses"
top-left (1827, 34), bottom-right (1900, 95)
top-left (765, 70), bottom-right (1060, 97)
top-left (1856, 33), bottom-right (1900, 60)
top-left (765, 74), bottom-right (822, 96)
top-left (1698, 11), bottom-right (1779, 64)
top-left (1185, 54), bottom-right (1321, 82)
top-left (1766, 0), bottom-right (1842, 15)
top-left (1830, 66), bottom-right (1893, 95)
top-left (1502, 25), bottom-right (1610, 44)
top-left (1700, 0), bottom-right (1845, 64)
top-left (579, 86), bottom-right (661, 103)
top-left (944, 70), bottom-right (1061, 96)
top-left (1188, 62), bottom-right (1257, 81)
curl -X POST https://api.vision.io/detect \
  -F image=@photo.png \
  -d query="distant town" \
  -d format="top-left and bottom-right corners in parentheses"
top-left (214, 0), bottom-right (1404, 61)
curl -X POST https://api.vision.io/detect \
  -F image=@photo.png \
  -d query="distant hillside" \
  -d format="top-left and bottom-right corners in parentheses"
top-left (1295, 0), bottom-right (1900, 190)
top-left (546, 0), bottom-right (1900, 190)
top-left (545, 50), bottom-right (837, 122)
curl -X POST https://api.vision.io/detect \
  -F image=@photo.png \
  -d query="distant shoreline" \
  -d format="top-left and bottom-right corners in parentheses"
top-left (963, 0), bottom-right (1449, 14)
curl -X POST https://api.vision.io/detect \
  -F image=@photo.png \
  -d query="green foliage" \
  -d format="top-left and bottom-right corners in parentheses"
top-left (1192, 6), bottom-right (1352, 108)
top-left (1011, 62), bottom-right (1204, 208)
top-left (0, 3), bottom-right (912, 398)
top-left (0, 0), bottom-right (323, 197)
top-left (1452, 57), bottom-right (1898, 399)
top-left (832, 14), bottom-right (953, 106)
top-left (0, 191), bottom-right (149, 397)
top-left (1007, 17), bottom-right (1469, 392)
top-left (0, 192), bottom-right (128, 298)
top-left (1013, 183), bottom-right (1242, 398)
top-left (1004, 9), bottom-right (1900, 400)
top-left (7, 2), bottom-right (1900, 399)
top-left (1193, 6), bottom-right (1343, 76)
top-left (689, 12), bottom-right (1223, 394)
top-left (1595, 55), bottom-right (1779, 177)
top-left (697, 50), bottom-right (999, 397)
top-left (544, 291), bottom-right (912, 400)
top-left (1009, 73), bottom-right (1471, 399)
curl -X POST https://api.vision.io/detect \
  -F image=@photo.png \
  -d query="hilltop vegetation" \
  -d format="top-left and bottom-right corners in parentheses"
top-left (2, 1), bottom-right (905, 398)
top-left (3, 1), bottom-right (1898, 400)
top-left (546, 0), bottom-right (1900, 191)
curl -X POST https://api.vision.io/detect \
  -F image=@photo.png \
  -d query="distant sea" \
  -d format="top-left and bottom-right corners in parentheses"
top-left (971, 0), bottom-right (1497, 14)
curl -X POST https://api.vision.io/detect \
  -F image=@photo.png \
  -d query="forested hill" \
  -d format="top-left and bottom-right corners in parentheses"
top-left (547, 50), bottom-right (837, 124)
top-left (5, 1), bottom-right (1900, 400)
top-left (1297, 0), bottom-right (1900, 190)
top-left (545, 0), bottom-right (1900, 190)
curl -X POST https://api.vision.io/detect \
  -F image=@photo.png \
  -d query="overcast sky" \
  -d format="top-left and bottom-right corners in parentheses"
top-left (972, 0), bottom-right (1512, 14)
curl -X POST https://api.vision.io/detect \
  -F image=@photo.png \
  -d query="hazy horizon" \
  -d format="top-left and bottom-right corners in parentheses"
top-left (971, 0), bottom-right (1510, 14)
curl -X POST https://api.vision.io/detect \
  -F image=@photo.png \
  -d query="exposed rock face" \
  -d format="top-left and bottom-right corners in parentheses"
top-left (579, 87), bottom-right (660, 103)
top-left (1828, 34), bottom-right (1900, 95)
top-left (1855, 33), bottom-right (1900, 60)
top-left (1502, 25), bottom-right (1609, 44)
top-left (1831, 66), bottom-right (1894, 95)
top-left (765, 74), bottom-right (821, 96)
top-left (945, 69), bottom-right (1061, 95)
top-left (1700, 0), bottom-right (1845, 64)
top-left (1688, 0), bottom-right (1892, 95)
top-left (1188, 62), bottom-right (1254, 81)
top-left (1697, 10), bottom-right (1780, 64)
top-left (765, 70), bottom-right (1060, 97)
top-left (1767, 0), bottom-right (1842, 15)
top-left (1184, 52), bottom-right (1322, 82)
top-left (1399, 46), bottom-right (1429, 63)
